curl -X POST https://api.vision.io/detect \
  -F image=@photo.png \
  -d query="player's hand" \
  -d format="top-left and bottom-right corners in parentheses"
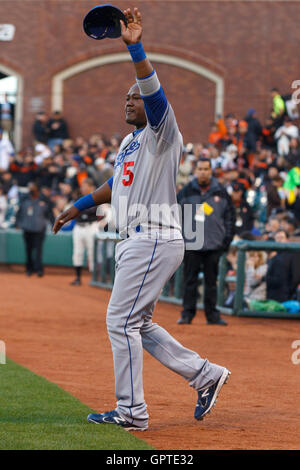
top-left (52, 206), bottom-right (80, 234)
top-left (121, 7), bottom-right (142, 45)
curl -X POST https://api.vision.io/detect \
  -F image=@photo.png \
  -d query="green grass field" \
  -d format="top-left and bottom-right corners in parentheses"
top-left (0, 359), bottom-right (154, 450)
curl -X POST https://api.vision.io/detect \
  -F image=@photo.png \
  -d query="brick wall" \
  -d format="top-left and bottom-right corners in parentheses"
top-left (0, 0), bottom-right (299, 148)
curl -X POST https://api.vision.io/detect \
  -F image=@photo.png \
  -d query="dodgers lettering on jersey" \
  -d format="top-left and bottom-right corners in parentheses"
top-left (114, 140), bottom-right (141, 170)
top-left (111, 73), bottom-right (183, 240)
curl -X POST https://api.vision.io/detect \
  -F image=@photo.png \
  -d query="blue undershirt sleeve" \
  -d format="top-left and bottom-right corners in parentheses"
top-left (142, 87), bottom-right (168, 129)
top-left (107, 176), bottom-right (113, 190)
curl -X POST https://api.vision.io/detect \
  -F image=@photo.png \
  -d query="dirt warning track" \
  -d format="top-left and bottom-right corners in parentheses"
top-left (1, 266), bottom-right (300, 450)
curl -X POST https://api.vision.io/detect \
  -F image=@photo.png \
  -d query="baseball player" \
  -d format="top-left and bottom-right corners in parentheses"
top-left (71, 178), bottom-right (100, 286)
top-left (53, 7), bottom-right (230, 431)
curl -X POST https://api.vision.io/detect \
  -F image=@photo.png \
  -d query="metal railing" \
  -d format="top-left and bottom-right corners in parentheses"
top-left (91, 233), bottom-right (300, 319)
top-left (222, 240), bottom-right (300, 318)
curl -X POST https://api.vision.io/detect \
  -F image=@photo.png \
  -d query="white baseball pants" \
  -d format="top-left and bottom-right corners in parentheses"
top-left (72, 222), bottom-right (99, 272)
top-left (106, 235), bottom-right (225, 428)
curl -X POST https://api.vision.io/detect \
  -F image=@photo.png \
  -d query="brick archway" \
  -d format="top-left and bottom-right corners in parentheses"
top-left (51, 52), bottom-right (224, 120)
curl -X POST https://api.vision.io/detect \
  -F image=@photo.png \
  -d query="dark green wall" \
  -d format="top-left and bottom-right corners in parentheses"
top-left (0, 229), bottom-right (74, 266)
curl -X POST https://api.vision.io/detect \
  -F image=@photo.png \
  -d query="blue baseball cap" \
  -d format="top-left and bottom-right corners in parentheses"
top-left (83, 4), bottom-right (127, 40)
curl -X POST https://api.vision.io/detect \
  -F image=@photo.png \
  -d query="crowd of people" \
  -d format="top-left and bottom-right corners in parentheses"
top-left (0, 87), bottom-right (300, 310)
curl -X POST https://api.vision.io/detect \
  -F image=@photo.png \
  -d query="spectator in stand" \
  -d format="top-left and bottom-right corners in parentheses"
top-left (287, 184), bottom-right (300, 224)
top-left (208, 122), bottom-right (223, 146)
top-left (16, 181), bottom-right (54, 277)
top-left (253, 148), bottom-right (272, 181)
top-left (34, 142), bottom-right (52, 166)
top-left (219, 122), bottom-right (238, 149)
top-left (0, 128), bottom-right (14, 172)
top-left (32, 111), bottom-right (49, 144)
top-left (193, 143), bottom-right (204, 160)
top-left (9, 150), bottom-right (38, 200)
top-left (0, 169), bottom-right (18, 200)
top-left (287, 137), bottom-right (300, 165)
top-left (77, 144), bottom-right (94, 168)
top-left (236, 120), bottom-right (253, 169)
top-left (266, 229), bottom-right (293, 302)
top-left (283, 154), bottom-right (300, 205)
top-left (230, 181), bottom-right (254, 235)
top-left (47, 110), bottom-right (69, 151)
top-left (280, 215), bottom-right (298, 237)
top-left (73, 136), bottom-right (87, 153)
top-left (224, 245), bottom-right (238, 308)
top-left (266, 174), bottom-right (285, 217)
top-left (262, 215), bottom-right (281, 239)
top-left (220, 144), bottom-right (238, 171)
top-left (270, 88), bottom-right (286, 129)
top-left (52, 152), bottom-right (68, 175)
top-left (58, 181), bottom-right (73, 202)
top-left (265, 165), bottom-right (280, 184)
top-left (244, 251), bottom-right (267, 303)
top-left (105, 135), bottom-right (121, 164)
top-left (261, 116), bottom-right (276, 151)
top-left (36, 155), bottom-right (65, 190)
top-left (224, 113), bottom-right (238, 131)
top-left (244, 109), bottom-right (263, 152)
top-left (88, 157), bottom-right (113, 187)
top-left (237, 169), bottom-right (253, 191)
top-left (274, 116), bottom-right (299, 157)
top-left (68, 156), bottom-right (89, 192)
top-left (207, 145), bottom-right (223, 170)
top-left (176, 147), bottom-right (193, 188)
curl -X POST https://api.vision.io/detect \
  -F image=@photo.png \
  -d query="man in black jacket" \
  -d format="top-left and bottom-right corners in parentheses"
top-left (177, 158), bottom-right (236, 325)
top-left (47, 111), bottom-right (69, 151)
top-left (266, 229), bottom-right (294, 302)
top-left (32, 111), bottom-right (49, 144)
top-left (16, 182), bottom-right (54, 276)
top-left (244, 109), bottom-right (263, 152)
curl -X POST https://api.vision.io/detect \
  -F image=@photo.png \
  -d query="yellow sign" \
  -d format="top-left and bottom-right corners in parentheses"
top-left (202, 202), bottom-right (214, 216)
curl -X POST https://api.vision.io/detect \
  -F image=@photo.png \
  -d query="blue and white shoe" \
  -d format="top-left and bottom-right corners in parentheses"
top-left (87, 409), bottom-right (148, 431)
top-left (194, 368), bottom-right (231, 421)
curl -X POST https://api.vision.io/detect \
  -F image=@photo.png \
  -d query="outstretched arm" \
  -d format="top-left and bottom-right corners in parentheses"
top-left (52, 179), bottom-right (112, 234)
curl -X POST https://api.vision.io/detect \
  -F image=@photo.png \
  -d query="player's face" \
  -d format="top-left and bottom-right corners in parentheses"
top-left (125, 84), bottom-right (147, 129)
top-left (196, 161), bottom-right (212, 185)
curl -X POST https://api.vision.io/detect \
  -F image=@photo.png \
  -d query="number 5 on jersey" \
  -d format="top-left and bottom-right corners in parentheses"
top-left (122, 161), bottom-right (134, 186)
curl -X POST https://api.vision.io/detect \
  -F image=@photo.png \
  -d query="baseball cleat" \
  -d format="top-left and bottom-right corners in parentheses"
top-left (194, 368), bottom-right (231, 421)
top-left (87, 409), bottom-right (148, 431)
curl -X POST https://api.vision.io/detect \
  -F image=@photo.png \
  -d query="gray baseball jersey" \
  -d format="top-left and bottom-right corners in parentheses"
top-left (105, 69), bottom-right (226, 428)
top-left (111, 75), bottom-right (183, 239)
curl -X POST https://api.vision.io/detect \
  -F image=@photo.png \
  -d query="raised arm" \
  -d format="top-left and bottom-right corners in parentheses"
top-left (121, 8), bottom-right (152, 79)
top-left (121, 8), bottom-right (168, 130)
